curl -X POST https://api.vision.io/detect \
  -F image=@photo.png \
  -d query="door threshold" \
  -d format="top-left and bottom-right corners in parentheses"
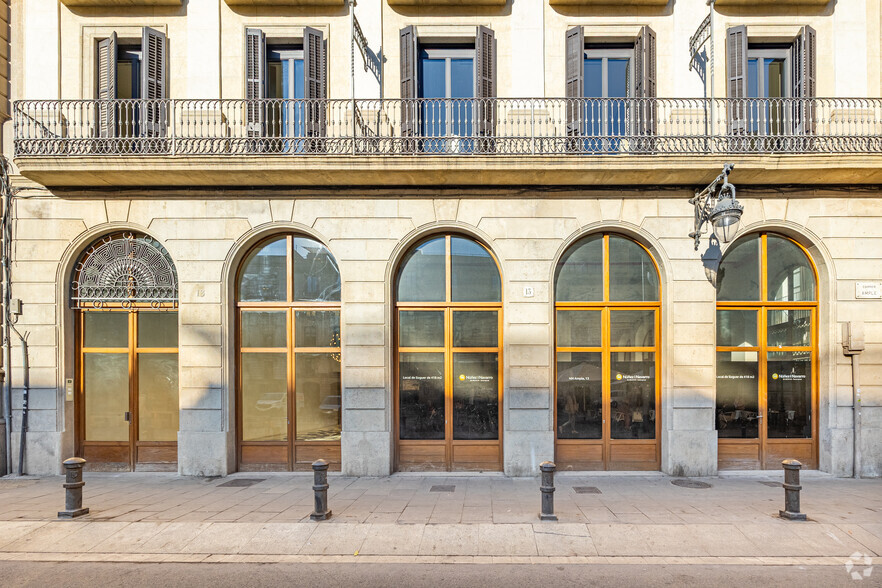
top-left (556, 470), bottom-right (665, 477)
top-left (392, 471), bottom-right (506, 477)
top-left (717, 469), bottom-right (830, 478)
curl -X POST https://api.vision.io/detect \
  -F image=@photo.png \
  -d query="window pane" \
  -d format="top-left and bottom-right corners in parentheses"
top-left (450, 58), bottom-right (474, 98)
top-left (419, 56), bottom-right (445, 99)
top-left (138, 312), bottom-right (178, 348)
top-left (767, 352), bottom-right (812, 439)
top-left (239, 237), bottom-right (287, 302)
top-left (716, 351), bottom-right (760, 439)
top-left (767, 235), bottom-right (815, 302)
top-left (293, 237), bottom-right (341, 302)
top-left (555, 235), bottom-right (603, 302)
top-left (610, 352), bottom-right (655, 439)
top-left (295, 310), bottom-right (340, 348)
top-left (610, 311), bottom-right (655, 347)
top-left (84, 353), bottom-right (129, 442)
top-left (452, 352), bottom-right (499, 440)
top-left (748, 58), bottom-right (758, 99)
top-left (556, 352), bottom-right (602, 439)
top-left (767, 309), bottom-right (812, 348)
top-left (451, 237), bottom-right (501, 302)
top-left (609, 236), bottom-right (658, 301)
top-left (453, 311), bottom-right (497, 348)
top-left (556, 311), bottom-right (601, 347)
top-left (717, 235), bottom-right (760, 301)
top-left (397, 237), bottom-right (446, 302)
top-left (267, 61), bottom-right (284, 100)
top-left (584, 58), bottom-right (602, 98)
top-left (84, 312), bottom-right (128, 348)
top-left (138, 353), bottom-right (179, 442)
top-left (767, 59), bottom-right (785, 99)
top-left (295, 353), bottom-right (341, 441)
top-left (242, 311), bottom-right (287, 348)
top-left (716, 310), bottom-right (758, 347)
top-left (400, 311), bottom-right (444, 348)
top-left (607, 59), bottom-right (630, 98)
top-left (399, 352), bottom-right (445, 440)
top-left (241, 353), bottom-right (288, 441)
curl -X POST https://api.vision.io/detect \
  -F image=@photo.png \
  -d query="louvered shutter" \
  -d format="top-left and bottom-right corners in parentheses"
top-left (634, 25), bottom-right (657, 151)
top-left (141, 27), bottom-right (167, 142)
top-left (792, 25), bottom-right (817, 137)
top-left (97, 33), bottom-right (117, 140)
top-left (400, 25), bottom-right (418, 150)
top-left (565, 26), bottom-right (584, 149)
top-left (304, 27), bottom-right (327, 150)
top-left (245, 28), bottom-right (266, 141)
top-left (727, 26), bottom-right (748, 135)
top-left (475, 25), bottom-right (496, 153)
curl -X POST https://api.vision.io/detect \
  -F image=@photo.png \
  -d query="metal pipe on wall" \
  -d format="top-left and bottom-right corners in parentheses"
top-left (851, 354), bottom-right (862, 478)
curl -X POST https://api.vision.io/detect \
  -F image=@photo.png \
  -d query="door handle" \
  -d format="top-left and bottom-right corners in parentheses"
top-left (124, 411), bottom-right (131, 423)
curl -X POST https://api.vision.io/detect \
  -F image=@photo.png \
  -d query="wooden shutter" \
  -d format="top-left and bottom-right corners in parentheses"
top-left (400, 25), bottom-right (418, 146)
top-left (245, 27), bottom-right (266, 139)
top-left (141, 27), bottom-right (167, 138)
top-left (475, 25), bottom-right (496, 152)
top-left (304, 26), bottom-right (327, 149)
top-left (634, 25), bottom-right (657, 149)
top-left (97, 32), bottom-right (117, 140)
top-left (727, 25), bottom-right (748, 134)
top-left (792, 25), bottom-right (817, 135)
top-left (565, 26), bottom-right (584, 142)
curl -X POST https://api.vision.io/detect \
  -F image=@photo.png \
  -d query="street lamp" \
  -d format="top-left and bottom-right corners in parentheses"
top-left (689, 163), bottom-right (743, 250)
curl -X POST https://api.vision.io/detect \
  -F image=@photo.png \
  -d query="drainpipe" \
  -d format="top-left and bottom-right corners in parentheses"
top-left (842, 322), bottom-right (865, 478)
top-left (16, 332), bottom-right (27, 476)
top-left (707, 0), bottom-right (715, 137)
top-left (1, 158), bottom-right (13, 476)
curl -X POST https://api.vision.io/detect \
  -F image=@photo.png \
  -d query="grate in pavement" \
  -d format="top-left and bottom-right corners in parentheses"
top-left (671, 479), bottom-right (712, 489)
top-left (573, 486), bottom-right (602, 494)
top-left (430, 485), bottom-right (456, 493)
top-left (759, 481), bottom-right (782, 488)
top-left (217, 478), bottom-right (265, 488)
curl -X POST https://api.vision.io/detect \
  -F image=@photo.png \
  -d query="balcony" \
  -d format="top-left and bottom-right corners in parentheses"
top-left (13, 97), bottom-right (882, 188)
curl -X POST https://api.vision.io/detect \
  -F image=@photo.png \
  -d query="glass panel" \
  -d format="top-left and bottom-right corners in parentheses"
top-left (715, 351), bottom-right (760, 439)
top-left (241, 353), bottom-right (288, 441)
top-left (450, 59), bottom-right (474, 144)
top-left (451, 237), bottom-right (501, 302)
top-left (239, 237), bottom-right (287, 303)
top-left (716, 310), bottom-right (758, 347)
top-left (84, 353), bottom-right (129, 442)
top-left (242, 311), bottom-right (287, 348)
top-left (293, 237), bottom-right (341, 302)
top-left (84, 312), bottom-right (128, 348)
top-left (717, 235), bottom-right (761, 301)
top-left (767, 309), bottom-right (812, 348)
top-left (295, 311), bottom-right (341, 348)
top-left (397, 237), bottom-right (446, 302)
top-left (267, 61), bottom-right (284, 99)
top-left (610, 311), bottom-right (655, 347)
top-left (555, 235), bottom-right (603, 302)
top-left (400, 311), bottom-right (444, 348)
top-left (607, 58), bottom-right (629, 143)
top-left (609, 236), bottom-right (659, 302)
top-left (295, 354), bottom-right (342, 441)
top-left (767, 352), bottom-right (812, 439)
top-left (584, 58), bottom-right (602, 98)
top-left (138, 312), bottom-right (178, 348)
top-left (556, 352), bottom-right (602, 439)
top-left (556, 311), bottom-right (601, 348)
top-left (610, 352), bottom-right (656, 439)
top-left (419, 56), bottom-right (446, 150)
top-left (399, 352), bottom-right (445, 440)
top-left (452, 352), bottom-right (499, 440)
top-left (138, 353), bottom-right (179, 442)
top-left (453, 311), bottom-right (497, 348)
top-left (767, 235), bottom-right (816, 302)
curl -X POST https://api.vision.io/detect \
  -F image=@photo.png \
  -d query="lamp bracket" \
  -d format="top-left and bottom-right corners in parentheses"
top-left (689, 163), bottom-right (737, 251)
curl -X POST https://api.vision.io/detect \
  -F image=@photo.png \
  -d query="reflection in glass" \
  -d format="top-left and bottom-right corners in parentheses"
top-left (293, 237), bottom-right (341, 302)
top-left (295, 354), bottom-right (342, 441)
top-left (400, 311), bottom-right (444, 348)
top-left (138, 353), bottom-right (179, 441)
top-left (399, 353), bottom-right (445, 440)
top-left (241, 353), bottom-right (288, 441)
top-left (610, 311), bottom-right (655, 347)
top-left (84, 353), bottom-right (129, 441)
top-left (610, 353), bottom-right (655, 439)
top-left (138, 312), bottom-right (178, 348)
top-left (295, 311), bottom-right (341, 348)
top-left (767, 235), bottom-right (815, 302)
top-left (84, 312), bottom-right (128, 348)
top-left (767, 309), bottom-right (811, 348)
top-left (453, 311), bottom-right (498, 348)
top-left (242, 311), bottom-right (287, 348)
top-left (238, 237), bottom-right (287, 302)
top-left (715, 351), bottom-right (760, 439)
top-left (717, 235), bottom-right (761, 301)
top-left (452, 353), bottom-right (499, 440)
top-left (556, 352), bottom-right (602, 439)
top-left (556, 311), bottom-right (601, 348)
top-left (555, 235), bottom-right (603, 302)
top-left (717, 310), bottom-right (758, 348)
top-left (609, 236), bottom-right (659, 302)
top-left (397, 237), bottom-right (446, 302)
top-left (767, 352), bottom-right (812, 439)
top-left (451, 237), bottom-right (501, 302)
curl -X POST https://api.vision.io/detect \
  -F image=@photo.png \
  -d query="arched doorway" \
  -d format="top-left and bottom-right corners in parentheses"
top-left (394, 234), bottom-right (503, 471)
top-left (554, 233), bottom-right (661, 470)
top-left (716, 232), bottom-right (818, 469)
top-left (236, 234), bottom-right (342, 471)
top-left (73, 232), bottom-right (179, 471)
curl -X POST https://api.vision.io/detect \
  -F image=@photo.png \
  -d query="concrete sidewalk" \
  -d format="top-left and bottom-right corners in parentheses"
top-left (0, 473), bottom-right (880, 566)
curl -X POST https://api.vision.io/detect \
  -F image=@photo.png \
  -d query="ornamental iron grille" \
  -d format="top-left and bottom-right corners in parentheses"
top-left (71, 232), bottom-right (178, 309)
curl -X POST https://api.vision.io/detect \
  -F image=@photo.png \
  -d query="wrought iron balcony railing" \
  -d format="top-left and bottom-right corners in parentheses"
top-left (13, 97), bottom-right (882, 158)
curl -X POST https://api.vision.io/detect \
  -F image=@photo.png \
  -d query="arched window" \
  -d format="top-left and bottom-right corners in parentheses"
top-left (236, 235), bottom-right (342, 471)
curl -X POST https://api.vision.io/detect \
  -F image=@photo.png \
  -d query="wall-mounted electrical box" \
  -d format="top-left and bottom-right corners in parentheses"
top-left (842, 322), bottom-right (865, 355)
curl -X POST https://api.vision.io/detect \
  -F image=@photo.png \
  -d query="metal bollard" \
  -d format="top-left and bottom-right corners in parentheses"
top-left (539, 461), bottom-right (558, 521)
top-left (310, 459), bottom-right (332, 521)
top-left (58, 457), bottom-right (89, 519)
top-left (779, 459), bottom-right (806, 521)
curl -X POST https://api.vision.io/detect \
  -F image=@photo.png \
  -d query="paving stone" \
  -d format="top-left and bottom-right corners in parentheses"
top-left (533, 523), bottom-right (597, 556)
top-left (238, 523), bottom-right (316, 555)
top-left (299, 523), bottom-right (369, 555)
top-left (359, 524), bottom-right (424, 555)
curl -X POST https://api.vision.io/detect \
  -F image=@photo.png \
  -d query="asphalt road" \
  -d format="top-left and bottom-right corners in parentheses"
top-left (0, 562), bottom-right (868, 588)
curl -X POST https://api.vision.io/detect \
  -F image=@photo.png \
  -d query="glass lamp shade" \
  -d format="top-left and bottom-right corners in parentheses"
top-left (710, 198), bottom-right (743, 244)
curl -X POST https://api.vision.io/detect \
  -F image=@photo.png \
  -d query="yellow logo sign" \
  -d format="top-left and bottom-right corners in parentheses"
top-left (615, 373), bottom-right (622, 381)
top-left (459, 374), bottom-right (466, 381)
top-left (772, 373), bottom-right (779, 380)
